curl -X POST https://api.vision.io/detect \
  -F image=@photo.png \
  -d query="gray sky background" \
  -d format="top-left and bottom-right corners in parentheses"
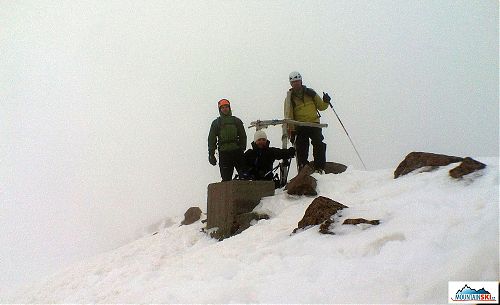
top-left (1, 0), bottom-right (498, 292)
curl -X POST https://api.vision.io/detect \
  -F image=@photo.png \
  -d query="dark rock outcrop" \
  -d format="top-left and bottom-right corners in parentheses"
top-left (343, 218), bottom-right (380, 226)
top-left (181, 207), bottom-right (203, 225)
top-left (449, 157), bottom-right (486, 178)
top-left (231, 212), bottom-right (270, 235)
top-left (324, 162), bottom-right (348, 174)
top-left (394, 152), bottom-right (463, 178)
top-left (293, 196), bottom-right (348, 234)
top-left (286, 164), bottom-right (317, 196)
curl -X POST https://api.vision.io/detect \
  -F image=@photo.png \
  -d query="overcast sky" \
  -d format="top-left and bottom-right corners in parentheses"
top-left (1, 0), bottom-right (498, 291)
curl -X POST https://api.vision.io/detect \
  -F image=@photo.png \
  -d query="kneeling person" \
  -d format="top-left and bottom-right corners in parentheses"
top-left (244, 130), bottom-right (295, 186)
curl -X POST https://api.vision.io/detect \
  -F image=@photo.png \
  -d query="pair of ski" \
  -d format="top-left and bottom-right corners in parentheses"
top-left (248, 119), bottom-right (328, 188)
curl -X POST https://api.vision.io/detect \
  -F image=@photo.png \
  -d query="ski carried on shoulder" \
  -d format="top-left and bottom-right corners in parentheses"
top-left (248, 119), bottom-right (328, 130)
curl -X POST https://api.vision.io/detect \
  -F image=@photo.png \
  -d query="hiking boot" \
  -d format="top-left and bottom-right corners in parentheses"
top-left (315, 168), bottom-right (325, 175)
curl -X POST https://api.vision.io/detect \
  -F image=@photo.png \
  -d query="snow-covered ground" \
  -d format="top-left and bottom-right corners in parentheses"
top-left (6, 157), bottom-right (498, 304)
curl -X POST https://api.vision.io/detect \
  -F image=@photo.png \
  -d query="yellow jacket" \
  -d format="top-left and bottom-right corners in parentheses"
top-left (283, 86), bottom-right (329, 132)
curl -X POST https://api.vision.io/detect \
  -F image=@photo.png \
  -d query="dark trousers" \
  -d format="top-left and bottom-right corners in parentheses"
top-left (218, 149), bottom-right (244, 181)
top-left (295, 126), bottom-right (326, 170)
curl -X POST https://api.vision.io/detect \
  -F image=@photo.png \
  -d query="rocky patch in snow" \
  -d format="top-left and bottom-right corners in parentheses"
top-left (394, 152), bottom-right (463, 178)
top-left (342, 218), bottom-right (380, 226)
top-left (324, 161), bottom-right (348, 174)
top-left (285, 164), bottom-right (317, 196)
top-left (394, 152), bottom-right (487, 180)
top-left (293, 196), bottom-right (348, 234)
top-left (449, 157), bottom-right (486, 178)
top-left (232, 212), bottom-right (270, 235)
top-left (181, 207), bottom-right (203, 225)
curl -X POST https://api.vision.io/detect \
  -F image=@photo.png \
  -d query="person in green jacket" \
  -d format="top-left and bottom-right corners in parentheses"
top-left (208, 99), bottom-right (247, 181)
top-left (283, 71), bottom-right (331, 172)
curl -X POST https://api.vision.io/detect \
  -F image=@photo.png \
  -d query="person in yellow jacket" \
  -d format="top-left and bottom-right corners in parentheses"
top-left (283, 71), bottom-right (331, 172)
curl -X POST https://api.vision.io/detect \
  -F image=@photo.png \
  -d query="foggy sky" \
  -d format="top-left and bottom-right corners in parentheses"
top-left (1, 0), bottom-right (498, 292)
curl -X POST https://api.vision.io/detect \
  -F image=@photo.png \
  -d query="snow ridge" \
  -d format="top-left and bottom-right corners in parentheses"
top-left (9, 158), bottom-right (499, 304)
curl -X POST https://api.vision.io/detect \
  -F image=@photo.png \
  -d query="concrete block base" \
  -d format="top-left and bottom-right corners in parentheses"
top-left (207, 180), bottom-right (274, 240)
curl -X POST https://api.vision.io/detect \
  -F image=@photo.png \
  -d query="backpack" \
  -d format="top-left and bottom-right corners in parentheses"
top-left (290, 86), bottom-right (321, 118)
top-left (216, 116), bottom-right (240, 149)
top-left (290, 86), bottom-right (317, 109)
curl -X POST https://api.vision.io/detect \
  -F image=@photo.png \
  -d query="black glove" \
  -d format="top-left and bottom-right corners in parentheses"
top-left (289, 131), bottom-right (296, 144)
top-left (323, 92), bottom-right (331, 103)
top-left (208, 153), bottom-right (217, 166)
top-left (287, 147), bottom-right (296, 157)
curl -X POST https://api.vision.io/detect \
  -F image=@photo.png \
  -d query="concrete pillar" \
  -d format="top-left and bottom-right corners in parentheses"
top-left (207, 180), bottom-right (275, 240)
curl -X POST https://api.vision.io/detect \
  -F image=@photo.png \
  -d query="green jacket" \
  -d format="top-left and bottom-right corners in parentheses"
top-left (283, 86), bottom-right (329, 131)
top-left (208, 109), bottom-right (247, 153)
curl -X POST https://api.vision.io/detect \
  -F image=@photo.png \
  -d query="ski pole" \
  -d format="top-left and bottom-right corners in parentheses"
top-left (264, 164), bottom-right (281, 178)
top-left (326, 94), bottom-right (367, 170)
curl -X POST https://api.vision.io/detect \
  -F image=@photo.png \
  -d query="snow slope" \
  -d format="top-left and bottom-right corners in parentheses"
top-left (7, 158), bottom-right (498, 304)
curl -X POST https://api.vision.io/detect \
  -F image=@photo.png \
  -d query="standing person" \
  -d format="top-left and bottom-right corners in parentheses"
top-left (243, 130), bottom-right (295, 187)
top-left (283, 71), bottom-right (331, 172)
top-left (208, 99), bottom-right (247, 181)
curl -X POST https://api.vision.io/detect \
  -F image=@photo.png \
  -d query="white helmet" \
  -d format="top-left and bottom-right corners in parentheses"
top-left (289, 71), bottom-right (302, 82)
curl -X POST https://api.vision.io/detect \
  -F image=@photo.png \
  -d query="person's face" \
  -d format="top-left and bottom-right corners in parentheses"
top-left (290, 80), bottom-right (302, 91)
top-left (219, 105), bottom-right (230, 115)
top-left (255, 138), bottom-right (267, 148)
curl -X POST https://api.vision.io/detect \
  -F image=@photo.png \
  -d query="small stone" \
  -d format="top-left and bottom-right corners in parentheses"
top-left (286, 164), bottom-right (317, 196)
top-left (343, 218), bottom-right (380, 226)
top-left (181, 207), bottom-right (202, 225)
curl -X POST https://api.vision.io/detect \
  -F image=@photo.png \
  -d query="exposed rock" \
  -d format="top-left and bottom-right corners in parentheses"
top-left (324, 162), bottom-right (348, 174)
top-left (343, 218), bottom-right (380, 226)
top-left (286, 164), bottom-right (317, 196)
top-left (449, 157), bottom-right (486, 178)
top-left (287, 176), bottom-right (317, 196)
top-left (181, 207), bottom-right (202, 225)
top-left (299, 163), bottom-right (316, 176)
top-left (319, 221), bottom-right (335, 234)
top-left (231, 212), bottom-right (270, 235)
top-left (293, 196), bottom-right (348, 234)
top-left (394, 152), bottom-right (463, 178)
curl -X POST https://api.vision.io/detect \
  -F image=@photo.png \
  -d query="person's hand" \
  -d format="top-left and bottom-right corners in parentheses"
top-left (287, 147), bottom-right (296, 157)
top-left (209, 154), bottom-right (217, 166)
top-left (289, 131), bottom-right (296, 144)
top-left (323, 92), bottom-right (331, 103)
